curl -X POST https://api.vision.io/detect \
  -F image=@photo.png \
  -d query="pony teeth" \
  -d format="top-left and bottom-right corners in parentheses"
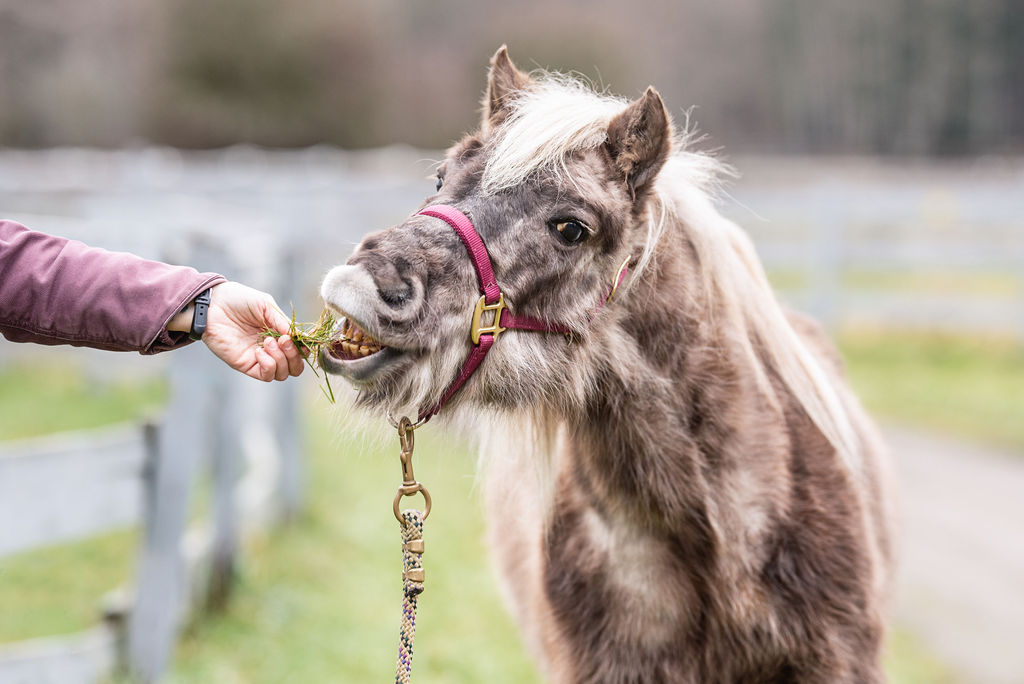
top-left (329, 330), bottom-right (383, 360)
top-left (339, 317), bottom-right (380, 347)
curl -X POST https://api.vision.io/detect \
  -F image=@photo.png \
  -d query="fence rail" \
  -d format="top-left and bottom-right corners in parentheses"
top-left (720, 165), bottom-right (1024, 338)
top-left (0, 423), bottom-right (147, 557)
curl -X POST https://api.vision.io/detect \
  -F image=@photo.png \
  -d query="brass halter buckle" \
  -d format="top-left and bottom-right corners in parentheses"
top-left (470, 293), bottom-right (507, 345)
top-left (392, 416), bottom-right (432, 523)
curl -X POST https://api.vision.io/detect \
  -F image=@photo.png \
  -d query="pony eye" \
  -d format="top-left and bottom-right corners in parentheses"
top-left (552, 219), bottom-right (587, 245)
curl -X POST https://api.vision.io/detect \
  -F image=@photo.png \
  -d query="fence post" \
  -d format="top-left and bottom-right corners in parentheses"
top-left (206, 374), bottom-right (242, 610)
top-left (127, 345), bottom-right (210, 681)
top-left (128, 234), bottom-right (230, 681)
top-left (140, 421), bottom-right (160, 541)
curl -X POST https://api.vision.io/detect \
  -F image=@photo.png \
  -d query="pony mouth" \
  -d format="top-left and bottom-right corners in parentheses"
top-left (320, 314), bottom-right (408, 383)
top-left (326, 317), bottom-right (385, 361)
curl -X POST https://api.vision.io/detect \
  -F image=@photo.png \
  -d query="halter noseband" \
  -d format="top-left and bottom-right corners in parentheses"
top-left (415, 204), bottom-right (628, 421)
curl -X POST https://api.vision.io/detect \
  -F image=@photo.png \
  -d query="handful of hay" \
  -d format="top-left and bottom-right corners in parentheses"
top-left (261, 309), bottom-right (339, 402)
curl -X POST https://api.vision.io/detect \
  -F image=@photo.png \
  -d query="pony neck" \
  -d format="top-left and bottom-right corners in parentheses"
top-left (566, 214), bottom-right (791, 534)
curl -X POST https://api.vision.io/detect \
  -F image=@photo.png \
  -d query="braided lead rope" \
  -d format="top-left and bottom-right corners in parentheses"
top-left (395, 508), bottom-right (425, 684)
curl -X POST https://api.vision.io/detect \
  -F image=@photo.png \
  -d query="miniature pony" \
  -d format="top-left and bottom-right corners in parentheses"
top-left (320, 47), bottom-right (895, 683)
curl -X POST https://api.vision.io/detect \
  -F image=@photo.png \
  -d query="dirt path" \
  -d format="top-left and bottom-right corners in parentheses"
top-left (886, 425), bottom-right (1024, 684)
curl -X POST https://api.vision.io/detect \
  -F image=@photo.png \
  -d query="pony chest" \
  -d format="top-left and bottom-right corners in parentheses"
top-left (544, 503), bottom-right (698, 646)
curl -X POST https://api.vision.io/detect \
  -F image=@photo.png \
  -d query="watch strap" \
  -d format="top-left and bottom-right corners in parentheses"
top-left (189, 288), bottom-right (213, 341)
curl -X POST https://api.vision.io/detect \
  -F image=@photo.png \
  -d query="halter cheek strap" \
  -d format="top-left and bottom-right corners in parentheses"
top-left (419, 206), bottom-right (502, 304)
top-left (416, 204), bottom-right (627, 421)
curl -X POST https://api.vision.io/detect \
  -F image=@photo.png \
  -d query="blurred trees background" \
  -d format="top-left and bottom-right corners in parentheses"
top-left (0, 0), bottom-right (1021, 155)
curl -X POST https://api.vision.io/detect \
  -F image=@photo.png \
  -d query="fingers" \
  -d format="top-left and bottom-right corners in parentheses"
top-left (278, 335), bottom-right (305, 377)
top-left (256, 296), bottom-right (302, 379)
top-left (206, 282), bottom-right (305, 382)
top-left (254, 348), bottom-right (277, 382)
top-left (260, 336), bottom-right (292, 381)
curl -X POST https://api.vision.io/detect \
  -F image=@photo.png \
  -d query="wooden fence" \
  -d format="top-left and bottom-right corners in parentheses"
top-left (0, 240), bottom-right (302, 683)
top-left (720, 167), bottom-right (1024, 340)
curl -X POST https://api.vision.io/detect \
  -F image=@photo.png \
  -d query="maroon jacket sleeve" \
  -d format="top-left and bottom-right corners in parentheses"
top-left (0, 220), bottom-right (226, 354)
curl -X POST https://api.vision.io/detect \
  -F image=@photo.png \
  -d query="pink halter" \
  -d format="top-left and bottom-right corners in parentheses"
top-left (416, 204), bottom-right (628, 421)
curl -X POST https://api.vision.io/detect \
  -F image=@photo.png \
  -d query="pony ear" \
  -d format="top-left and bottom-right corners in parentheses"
top-left (604, 87), bottom-right (672, 202)
top-left (483, 45), bottom-right (531, 130)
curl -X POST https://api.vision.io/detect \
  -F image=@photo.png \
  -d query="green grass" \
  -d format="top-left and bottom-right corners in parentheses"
top-left (0, 529), bottom-right (139, 642)
top-left (885, 627), bottom-right (961, 684)
top-left (768, 268), bottom-right (1021, 297)
top-left (842, 270), bottom-right (1020, 297)
top-left (168, 409), bottom-right (541, 683)
top-left (840, 329), bottom-right (1024, 451)
top-left (0, 362), bottom-right (166, 441)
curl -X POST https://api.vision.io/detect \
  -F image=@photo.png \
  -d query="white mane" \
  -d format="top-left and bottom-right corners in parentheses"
top-left (481, 73), bottom-right (860, 469)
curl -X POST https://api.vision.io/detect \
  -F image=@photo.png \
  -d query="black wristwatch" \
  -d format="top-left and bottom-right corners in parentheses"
top-left (189, 288), bottom-right (213, 341)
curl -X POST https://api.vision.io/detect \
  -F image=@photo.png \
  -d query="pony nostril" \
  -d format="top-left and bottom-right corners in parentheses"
top-left (378, 280), bottom-right (414, 308)
top-left (373, 258), bottom-right (419, 309)
top-left (352, 254), bottom-right (419, 309)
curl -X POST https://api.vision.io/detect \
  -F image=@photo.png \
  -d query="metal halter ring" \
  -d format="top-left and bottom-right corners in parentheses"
top-left (392, 415), bottom-right (432, 523)
top-left (393, 484), bottom-right (432, 524)
top-left (387, 411), bottom-right (428, 431)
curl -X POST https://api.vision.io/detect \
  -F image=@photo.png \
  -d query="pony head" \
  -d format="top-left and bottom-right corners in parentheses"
top-left (319, 47), bottom-right (699, 421)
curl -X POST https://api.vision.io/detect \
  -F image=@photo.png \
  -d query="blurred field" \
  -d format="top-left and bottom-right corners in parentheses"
top-left (840, 330), bottom-right (1024, 451)
top-left (0, 363), bottom-right (165, 442)
top-left (768, 269), bottom-right (1021, 298)
top-left (0, 339), bottom-right (981, 682)
top-left (0, 529), bottom-right (138, 644)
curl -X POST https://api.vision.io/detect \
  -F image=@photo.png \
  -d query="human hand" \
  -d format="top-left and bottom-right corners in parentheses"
top-left (201, 282), bottom-right (305, 381)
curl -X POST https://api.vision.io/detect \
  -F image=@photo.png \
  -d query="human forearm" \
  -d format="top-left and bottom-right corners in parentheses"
top-left (166, 304), bottom-right (194, 333)
top-left (0, 220), bottom-right (224, 353)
